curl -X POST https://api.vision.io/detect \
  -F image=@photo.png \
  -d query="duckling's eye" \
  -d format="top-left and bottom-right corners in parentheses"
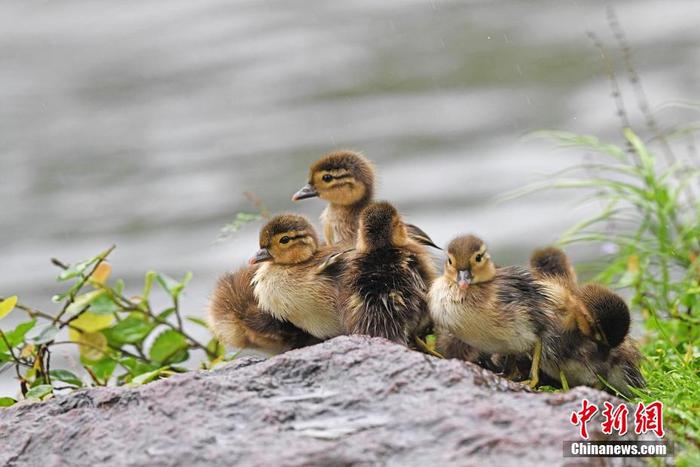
top-left (475, 254), bottom-right (483, 263)
top-left (280, 236), bottom-right (290, 244)
top-left (322, 174), bottom-right (333, 183)
top-left (447, 258), bottom-right (452, 266)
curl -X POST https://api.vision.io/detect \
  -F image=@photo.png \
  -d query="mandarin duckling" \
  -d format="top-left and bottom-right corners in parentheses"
top-left (207, 266), bottom-right (319, 354)
top-left (292, 150), bottom-right (439, 249)
top-left (530, 247), bottom-right (644, 395)
top-left (292, 150), bottom-right (374, 246)
top-left (428, 234), bottom-right (569, 388)
top-left (250, 214), bottom-right (348, 339)
top-left (339, 201), bottom-right (436, 346)
top-left (530, 247), bottom-right (629, 346)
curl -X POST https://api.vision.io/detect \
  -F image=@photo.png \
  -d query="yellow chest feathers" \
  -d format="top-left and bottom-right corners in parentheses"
top-left (252, 264), bottom-right (343, 339)
top-left (428, 277), bottom-right (537, 354)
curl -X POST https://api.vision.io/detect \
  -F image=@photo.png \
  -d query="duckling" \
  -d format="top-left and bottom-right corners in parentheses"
top-left (207, 266), bottom-right (319, 354)
top-left (529, 247), bottom-right (602, 344)
top-left (250, 214), bottom-right (349, 339)
top-left (292, 150), bottom-right (374, 246)
top-left (530, 247), bottom-right (643, 395)
top-left (531, 246), bottom-right (630, 347)
top-left (292, 150), bottom-right (440, 249)
top-left (340, 201), bottom-right (437, 346)
top-left (428, 234), bottom-right (569, 388)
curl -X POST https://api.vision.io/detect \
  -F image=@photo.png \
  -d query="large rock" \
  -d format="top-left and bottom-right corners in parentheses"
top-left (0, 336), bottom-right (642, 466)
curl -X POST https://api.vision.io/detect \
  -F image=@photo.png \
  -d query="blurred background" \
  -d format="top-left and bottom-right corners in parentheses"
top-left (1, 1), bottom-right (699, 393)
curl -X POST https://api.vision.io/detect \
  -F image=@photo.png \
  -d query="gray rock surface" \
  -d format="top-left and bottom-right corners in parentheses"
top-left (0, 336), bottom-right (642, 466)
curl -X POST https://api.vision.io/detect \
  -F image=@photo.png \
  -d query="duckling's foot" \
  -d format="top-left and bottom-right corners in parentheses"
top-left (524, 339), bottom-right (543, 389)
top-left (521, 377), bottom-right (540, 390)
top-left (559, 370), bottom-right (570, 391)
top-left (414, 336), bottom-right (444, 359)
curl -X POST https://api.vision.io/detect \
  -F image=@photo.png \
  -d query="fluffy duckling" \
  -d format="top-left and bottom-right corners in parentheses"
top-left (207, 266), bottom-right (319, 354)
top-left (340, 201), bottom-right (436, 346)
top-left (250, 214), bottom-right (348, 339)
top-left (530, 247), bottom-right (644, 395)
top-left (292, 150), bottom-right (374, 246)
top-left (428, 234), bottom-right (567, 388)
top-left (292, 150), bottom-right (440, 249)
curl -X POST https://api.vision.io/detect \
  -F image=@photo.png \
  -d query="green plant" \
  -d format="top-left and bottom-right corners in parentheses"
top-left (513, 10), bottom-right (700, 462)
top-left (0, 246), bottom-right (232, 406)
top-left (522, 126), bottom-right (700, 457)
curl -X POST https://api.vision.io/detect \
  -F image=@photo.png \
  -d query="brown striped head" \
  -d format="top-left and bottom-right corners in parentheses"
top-left (444, 235), bottom-right (496, 289)
top-left (292, 150), bottom-right (375, 207)
top-left (356, 201), bottom-right (408, 252)
top-left (250, 214), bottom-right (319, 265)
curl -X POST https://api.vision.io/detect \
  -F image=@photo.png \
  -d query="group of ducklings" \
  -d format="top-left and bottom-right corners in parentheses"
top-left (207, 151), bottom-right (645, 395)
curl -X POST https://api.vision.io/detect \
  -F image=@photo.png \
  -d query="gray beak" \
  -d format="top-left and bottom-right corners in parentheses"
top-left (458, 270), bottom-right (472, 289)
top-left (291, 184), bottom-right (318, 201)
top-left (249, 248), bottom-right (273, 265)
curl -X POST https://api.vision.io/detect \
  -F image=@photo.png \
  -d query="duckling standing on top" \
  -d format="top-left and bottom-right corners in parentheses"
top-left (250, 214), bottom-right (349, 340)
top-left (529, 247), bottom-right (644, 395)
top-left (428, 234), bottom-right (559, 388)
top-left (207, 266), bottom-right (319, 354)
top-left (291, 150), bottom-right (439, 249)
top-left (291, 150), bottom-right (374, 246)
top-left (340, 201), bottom-right (436, 346)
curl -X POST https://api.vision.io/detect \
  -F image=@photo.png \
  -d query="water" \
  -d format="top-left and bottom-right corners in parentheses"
top-left (1, 0), bottom-right (699, 395)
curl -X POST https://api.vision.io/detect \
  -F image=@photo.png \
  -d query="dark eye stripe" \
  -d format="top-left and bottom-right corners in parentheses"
top-left (286, 234), bottom-right (307, 241)
top-left (333, 174), bottom-right (352, 180)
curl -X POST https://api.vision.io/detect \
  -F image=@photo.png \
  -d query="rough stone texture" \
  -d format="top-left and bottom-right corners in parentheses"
top-left (0, 336), bottom-right (644, 466)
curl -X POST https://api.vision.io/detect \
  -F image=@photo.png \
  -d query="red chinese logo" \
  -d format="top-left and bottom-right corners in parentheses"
top-left (570, 400), bottom-right (664, 439)
top-left (634, 401), bottom-right (664, 438)
top-left (570, 398), bottom-right (598, 439)
top-left (601, 401), bottom-right (629, 436)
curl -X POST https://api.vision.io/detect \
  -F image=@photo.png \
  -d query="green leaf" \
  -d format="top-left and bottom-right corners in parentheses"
top-left (25, 384), bottom-right (53, 400)
top-left (168, 348), bottom-right (189, 364)
top-left (26, 324), bottom-right (59, 345)
top-left (0, 296), bottom-right (18, 319)
top-left (186, 316), bottom-right (209, 330)
top-left (156, 308), bottom-right (176, 321)
top-left (65, 290), bottom-right (107, 317)
top-left (49, 370), bottom-right (84, 387)
top-left (88, 293), bottom-right (120, 315)
top-left (51, 281), bottom-right (82, 303)
top-left (57, 258), bottom-right (96, 281)
top-left (131, 367), bottom-right (169, 385)
top-left (143, 271), bottom-right (157, 301)
top-left (103, 314), bottom-right (154, 345)
top-left (623, 128), bottom-right (655, 174)
top-left (149, 330), bottom-right (188, 364)
top-left (0, 320), bottom-right (36, 352)
top-left (156, 272), bottom-right (192, 299)
top-left (119, 357), bottom-right (158, 376)
top-left (207, 338), bottom-right (225, 358)
top-left (0, 397), bottom-right (16, 407)
top-left (90, 358), bottom-right (117, 382)
top-left (114, 279), bottom-right (125, 296)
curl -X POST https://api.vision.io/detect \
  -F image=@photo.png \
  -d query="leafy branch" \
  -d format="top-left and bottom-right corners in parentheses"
top-left (0, 246), bottom-right (230, 406)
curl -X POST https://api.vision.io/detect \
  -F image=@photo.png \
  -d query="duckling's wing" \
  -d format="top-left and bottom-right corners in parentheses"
top-left (406, 223), bottom-right (442, 250)
top-left (317, 248), bottom-right (354, 275)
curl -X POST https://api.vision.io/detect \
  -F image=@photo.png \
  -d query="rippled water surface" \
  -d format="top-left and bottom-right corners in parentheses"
top-left (1, 0), bottom-right (699, 393)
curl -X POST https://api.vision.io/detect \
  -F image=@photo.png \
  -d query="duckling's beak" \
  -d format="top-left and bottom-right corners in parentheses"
top-left (458, 270), bottom-right (472, 289)
top-left (249, 248), bottom-right (273, 265)
top-left (291, 183), bottom-right (318, 201)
